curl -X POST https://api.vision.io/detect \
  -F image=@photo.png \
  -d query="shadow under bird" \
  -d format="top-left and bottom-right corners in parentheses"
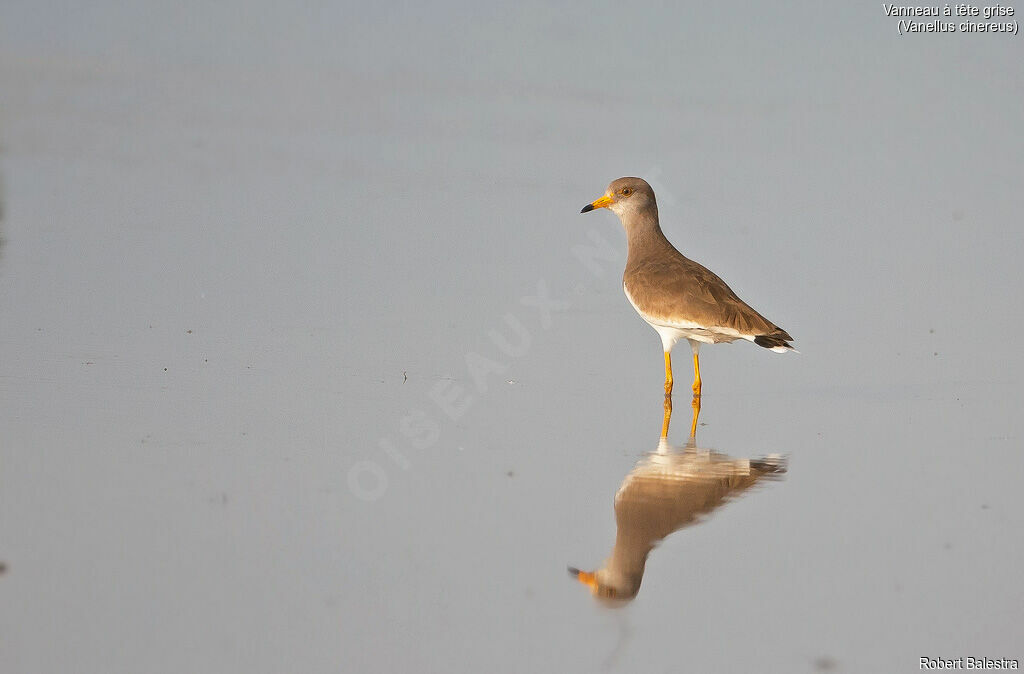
top-left (581, 177), bottom-right (795, 397)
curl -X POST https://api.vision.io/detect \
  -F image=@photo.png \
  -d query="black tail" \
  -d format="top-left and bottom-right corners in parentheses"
top-left (754, 333), bottom-right (793, 350)
top-left (751, 456), bottom-right (788, 474)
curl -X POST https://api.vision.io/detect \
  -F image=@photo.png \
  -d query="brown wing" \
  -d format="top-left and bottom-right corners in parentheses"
top-left (625, 251), bottom-right (791, 340)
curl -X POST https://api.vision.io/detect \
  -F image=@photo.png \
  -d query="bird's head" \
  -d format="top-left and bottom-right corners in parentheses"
top-left (580, 177), bottom-right (656, 219)
top-left (567, 566), bottom-right (633, 606)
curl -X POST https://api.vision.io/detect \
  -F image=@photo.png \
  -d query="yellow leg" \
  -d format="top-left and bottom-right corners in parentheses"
top-left (692, 352), bottom-right (702, 396)
top-left (661, 394), bottom-right (672, 439)
top-left (664, 351), bottom-right (674, 395)
top-left (689, 393), bottom-right (701, 438)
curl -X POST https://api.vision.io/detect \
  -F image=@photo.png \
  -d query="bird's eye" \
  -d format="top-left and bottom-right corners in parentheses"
top-left (621, 188), bottom-right (633, 196)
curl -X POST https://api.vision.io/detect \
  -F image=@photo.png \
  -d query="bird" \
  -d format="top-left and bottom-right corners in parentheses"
top-left (568, 402), bottom-right (787, 603)
top-left (581, 177), bottom-right (794, 397)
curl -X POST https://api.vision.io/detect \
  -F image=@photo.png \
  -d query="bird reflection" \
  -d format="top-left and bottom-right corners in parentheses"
top-left (569, 396), bottom-right (786, 604)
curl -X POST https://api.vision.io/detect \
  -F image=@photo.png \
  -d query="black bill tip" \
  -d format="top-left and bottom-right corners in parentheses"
top-left (567, 566), bottom-right (581, 577)
top-left (580, 204), bottom-right (595, 213)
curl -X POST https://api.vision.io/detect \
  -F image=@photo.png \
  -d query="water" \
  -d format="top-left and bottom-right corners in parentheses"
top-left (1, 3), bottom-right (1022, 672)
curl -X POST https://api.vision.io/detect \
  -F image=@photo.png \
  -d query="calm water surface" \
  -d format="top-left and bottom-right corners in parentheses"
top-left (1, 3), bottom-right (1021, 673)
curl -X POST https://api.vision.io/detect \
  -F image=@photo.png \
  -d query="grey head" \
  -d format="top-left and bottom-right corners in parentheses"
top-left (580, 177), bottom-right (658, 222)
top-left (567, 566), bottom-right (641, 607)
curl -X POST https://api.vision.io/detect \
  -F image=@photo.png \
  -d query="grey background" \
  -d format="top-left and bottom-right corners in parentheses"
top-left (1, 2), bottom-right (1021, 673)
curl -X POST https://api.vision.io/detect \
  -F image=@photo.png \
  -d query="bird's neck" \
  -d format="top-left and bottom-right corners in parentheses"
top-left (622, 208), bottom-right (673, 268)
top-left (601, 532), bottom-right (651, 597)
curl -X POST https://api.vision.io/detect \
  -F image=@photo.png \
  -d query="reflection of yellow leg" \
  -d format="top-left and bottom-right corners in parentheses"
top-left (664, 351), bottom-right (673, 395)
top-left (689, 393), bottom-right (701, 438)
top-left (692, 352), bottom-right (702, 396)
top-left (661, 394), bottom-right (673, 439)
